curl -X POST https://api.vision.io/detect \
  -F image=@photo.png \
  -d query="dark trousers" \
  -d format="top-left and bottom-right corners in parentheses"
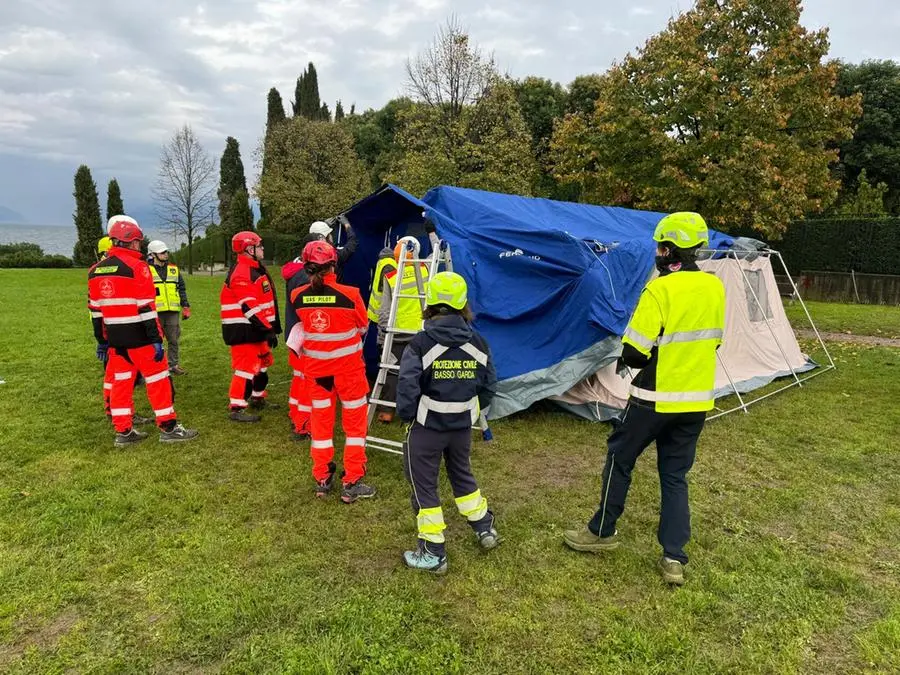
top-left (403, 425), bottom-right (494, 556)
top-left (588, 403), bottom-right (706, 564)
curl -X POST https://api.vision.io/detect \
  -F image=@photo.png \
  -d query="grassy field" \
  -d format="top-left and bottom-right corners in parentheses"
top-left (784, 299), bottom-right (900, 339)
top-left (1, 269), bottom-right (899, 673)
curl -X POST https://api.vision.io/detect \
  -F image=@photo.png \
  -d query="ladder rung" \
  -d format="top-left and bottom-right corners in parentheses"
top-left (365, 436), bottom-right (404, 448)
top-left (368, 398), bottom-right (397, 407)
top-left (387, 328), bottom-right (419, 335)
top-left (377, 364), bottom-right (400, 372)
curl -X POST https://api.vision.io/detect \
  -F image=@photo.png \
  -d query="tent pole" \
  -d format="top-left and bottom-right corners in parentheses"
top-left (717, 351), bottom-right (749, 414)
top-left (731, 251), bottom-right (802, 386)
top-left (772, 251), bottom-right (836, 370)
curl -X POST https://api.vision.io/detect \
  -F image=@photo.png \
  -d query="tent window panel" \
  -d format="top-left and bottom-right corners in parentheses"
top-left (744, 270), bottom-right (773, 322)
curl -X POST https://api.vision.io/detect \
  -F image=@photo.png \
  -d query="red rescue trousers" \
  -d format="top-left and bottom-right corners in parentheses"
top-left (103, 360), bottom-right (114, 416)
top-left (229, 342), bottom-right (273, 410)
top-left (308, 368), bottom-right (370, 485)
top-left (108, 345), bottom-right (176, 433)
top-left (288, 352), bottom-right (315, 434)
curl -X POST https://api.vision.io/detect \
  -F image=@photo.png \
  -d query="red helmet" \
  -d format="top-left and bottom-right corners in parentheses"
top-left (232, 231), bottom-right (262, 254)
top-left (302, 240), bottom-right (337, 265)
top-left (107, 215), bottom-right (143, 243)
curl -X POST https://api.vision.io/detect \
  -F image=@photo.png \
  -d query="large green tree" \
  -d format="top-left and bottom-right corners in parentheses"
top-left (260, 87), bottom-right (287, 228)
top-left (227, 189), bottom-right (255, 235)
top-left (387, 80), bottom-right (537, 196)
top-left (293, 62), bottom-right (323, 120)
top-left (72, 165), bottom-right (103, 266)
top-left (218, 137), bottom-right (252, 237)
top-left (550, 0), bottom-right (861, 238)
top-left (513, 76), bottom-right (572, 197)
top-left (835, 60), bottom-right (900, 214)
top-left (566, 75), bottom-right (604, 117)
top-left (106, 178), bottom-right (124, 221)
top-left (256, 116), bottom-right (369, 233)
top-left (344, 97), bottom-right (414, 188)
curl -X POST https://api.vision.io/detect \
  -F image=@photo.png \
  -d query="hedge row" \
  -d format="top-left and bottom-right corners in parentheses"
top-left (170, 231), bottom-right (308, 268)
top-left (774, 218), bottom-right (900, 276)
top-left (0, 242), bottom-right (73, 268)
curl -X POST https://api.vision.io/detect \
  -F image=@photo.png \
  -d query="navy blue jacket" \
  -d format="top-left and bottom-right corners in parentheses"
top-left (397, 314), bottom-right (496, 431)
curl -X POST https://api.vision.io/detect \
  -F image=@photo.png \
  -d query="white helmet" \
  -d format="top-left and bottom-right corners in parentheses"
top-left (107, 214), bottom-right (138, 233)
top-left (148, 240), bottom-right (169, 255)
top-left (395, 235), bottom-right (421, 260)
top-left (309, 220), bottom-right (332, 238)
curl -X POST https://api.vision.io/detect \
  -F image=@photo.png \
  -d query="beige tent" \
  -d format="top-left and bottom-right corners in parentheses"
top-left (551, 248), bottom-right (834, 421)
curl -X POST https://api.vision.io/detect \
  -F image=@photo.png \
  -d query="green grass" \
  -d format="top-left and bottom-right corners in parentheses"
top-left (1, 270), bottom-right (899, 673)
top-left (785, 300), bottom-right (900, 338)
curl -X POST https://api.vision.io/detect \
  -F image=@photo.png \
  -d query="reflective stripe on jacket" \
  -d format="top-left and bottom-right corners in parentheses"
top-left (87, 246), bottom-right (163, 349)
top-left (150, 263), bottom-right (181, 312)
top-left (396, 314), bottom-right (497, 432)
top-left (622, 269), bottom-right (726, 413)
top-left (289, 273), bottom-right (368, 378)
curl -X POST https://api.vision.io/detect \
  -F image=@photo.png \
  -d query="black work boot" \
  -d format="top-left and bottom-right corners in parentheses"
top-left (229, 409), bottom-right (261, 423)
top-left (249, 397), bottom-right (279, 410)
top-left (115, 428), bottom-right (149, 448)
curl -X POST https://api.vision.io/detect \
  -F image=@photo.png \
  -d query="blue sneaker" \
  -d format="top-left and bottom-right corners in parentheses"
top-left (402, 548), bottom-right (448, 574)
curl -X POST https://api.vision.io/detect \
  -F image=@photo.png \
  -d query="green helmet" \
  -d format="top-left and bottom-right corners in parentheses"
top-left (426, 271), bottom-right (468, 310)
top-left (653, 212), bottom-right (709, 249)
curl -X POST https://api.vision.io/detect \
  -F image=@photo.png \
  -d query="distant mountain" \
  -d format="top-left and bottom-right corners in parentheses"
top-left (0, 205), bottom-right (27, 224)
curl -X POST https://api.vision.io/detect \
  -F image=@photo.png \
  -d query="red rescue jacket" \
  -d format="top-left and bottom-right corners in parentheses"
top-left (220, 254), bottom-right (282, 346)
top-left (88, 246), bottom-right (162, 349)
top-left (289, 273), bottom-right (367, 378)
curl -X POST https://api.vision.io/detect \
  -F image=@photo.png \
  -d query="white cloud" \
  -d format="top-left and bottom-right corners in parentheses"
top-left (0, 0), bottom-right (896, 223)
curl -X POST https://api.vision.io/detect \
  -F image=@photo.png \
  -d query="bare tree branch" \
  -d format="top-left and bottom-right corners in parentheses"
top-left (152, 124), bottom-right (216, 273)
top-left (404, 15), bottom-right (496, 123)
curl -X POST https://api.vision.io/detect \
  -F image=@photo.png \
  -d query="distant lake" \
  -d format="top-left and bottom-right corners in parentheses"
top-left (0, 223), bottom-right (170, 257)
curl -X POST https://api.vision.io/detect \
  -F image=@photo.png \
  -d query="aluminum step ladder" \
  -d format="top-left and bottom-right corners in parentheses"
top-left (366, 238), bottom-right (492, 455)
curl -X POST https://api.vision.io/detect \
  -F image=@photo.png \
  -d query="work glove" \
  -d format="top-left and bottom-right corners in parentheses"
top-left (96, 343), bottom-right (108, 362)
top-left (267, 333), bottom-right (278, 349)
top-left (615, 357), bottom-right (630, 379)
top-left (424, 219), bottom-right (436, 234)
top-left (182, 307), bottom-right (191, 320)
top-left (152, 342), bottom-right (165, 362)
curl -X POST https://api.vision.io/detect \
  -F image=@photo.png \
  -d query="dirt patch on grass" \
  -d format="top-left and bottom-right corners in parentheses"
top-left (0, 607), bottom-right (80, 667)
top-left (795, 329), bottom-right (900, 347)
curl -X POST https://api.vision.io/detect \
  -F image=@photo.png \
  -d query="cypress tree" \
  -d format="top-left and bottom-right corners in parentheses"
top-left (267, 87), bottom-right (287, 127)
top-left (262, 88), bottom-right (287, 228)
top-left (228, 188), bottom-right (254, 233)
top-left (73, 165), bottom-right (103, 266)
top-left (106, 178), bottom-right (124, 221)
top-left (300, 62), bottom-right (322, 120)
top-left (335, 100), bottom-right (345, 121)
top-left (320, 102), bottom-right (331, 122)
top-left (218, 136), bottom-right (249, 235)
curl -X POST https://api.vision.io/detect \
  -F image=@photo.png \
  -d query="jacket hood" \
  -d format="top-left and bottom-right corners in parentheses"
top-left (281, 260), bottom-right (304, 281)
top-left (378, 246), bottom-right (393, 259)
top-left (424, 313), bottom-right (472, 346)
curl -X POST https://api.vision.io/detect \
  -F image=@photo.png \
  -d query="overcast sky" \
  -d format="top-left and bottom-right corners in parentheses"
top-left (1, 0), bottom-right (898, 225)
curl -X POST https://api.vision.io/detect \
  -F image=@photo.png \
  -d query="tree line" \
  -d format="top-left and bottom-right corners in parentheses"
top-left (73, 0), bottom-right (900, 269)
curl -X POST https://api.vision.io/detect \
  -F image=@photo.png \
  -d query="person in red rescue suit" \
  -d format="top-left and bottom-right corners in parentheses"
top-left (88, 216), bottom-right (200, 448)
top-left (287, 240), bottom-right (376, 503)
top-left (221, 231), bottom-right (282, 423)
top-left (281, 234), bottom-right (323, 441)
top-left (94, 234), bottom-right (152, 427)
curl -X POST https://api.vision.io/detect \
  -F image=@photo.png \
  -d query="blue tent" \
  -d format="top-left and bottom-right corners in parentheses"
top-left (340, 184), bottom-right (734, 419)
